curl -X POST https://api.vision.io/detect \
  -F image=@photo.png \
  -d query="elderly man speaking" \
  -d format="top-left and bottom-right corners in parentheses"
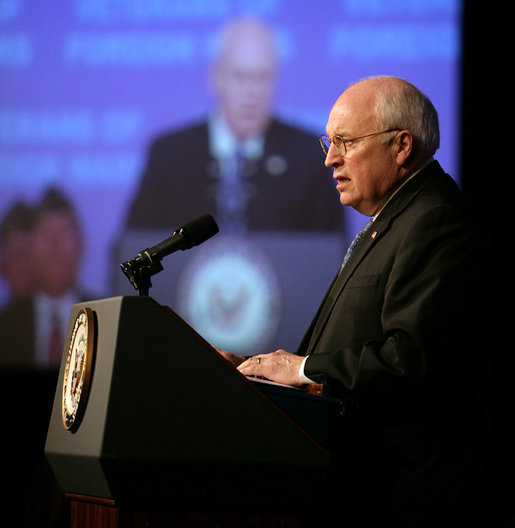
top-left (220, 76), bottom-right (491, 526)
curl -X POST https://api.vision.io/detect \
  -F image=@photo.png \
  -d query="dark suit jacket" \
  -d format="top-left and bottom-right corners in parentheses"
top-left (299, 161), bottom-right (491, 524)
top-left (126, 119), bottom-right (342, 232)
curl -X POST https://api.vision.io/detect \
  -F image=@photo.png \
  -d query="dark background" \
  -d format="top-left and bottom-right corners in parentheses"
top-left (462, 3), bottom-right (512, 526)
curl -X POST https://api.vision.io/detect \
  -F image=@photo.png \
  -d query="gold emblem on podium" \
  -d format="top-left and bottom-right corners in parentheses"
top-left (62, 307), bottom-right (95, 431)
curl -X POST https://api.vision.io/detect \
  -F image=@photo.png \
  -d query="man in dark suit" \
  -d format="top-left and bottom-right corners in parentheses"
top-left (0, 187), bottom-right (89, 371)
top-left (0, 187), bottom-right (94, 527)
top-left (125, 18), bottom-right (342, 233)
top-left (220, 76), bottom-right (492, 525)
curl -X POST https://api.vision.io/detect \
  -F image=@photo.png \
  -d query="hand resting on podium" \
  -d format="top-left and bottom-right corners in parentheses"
top-left (215, 348), bottom-right (306, 388)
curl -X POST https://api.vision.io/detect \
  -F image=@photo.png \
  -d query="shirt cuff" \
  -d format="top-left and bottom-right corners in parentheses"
top-left (299, 356), bottom-right (316, 385)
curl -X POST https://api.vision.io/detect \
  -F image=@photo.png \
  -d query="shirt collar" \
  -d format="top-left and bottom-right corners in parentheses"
top-left (208, 111), bottom-right (265, 160)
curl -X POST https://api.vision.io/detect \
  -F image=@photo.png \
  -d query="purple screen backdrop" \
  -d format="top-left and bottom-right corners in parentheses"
top-left (1, 0), bottom-right (461, 307)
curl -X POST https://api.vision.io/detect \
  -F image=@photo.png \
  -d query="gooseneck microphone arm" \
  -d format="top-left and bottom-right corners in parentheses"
top-left (120, 214), bottom-right (219, 296)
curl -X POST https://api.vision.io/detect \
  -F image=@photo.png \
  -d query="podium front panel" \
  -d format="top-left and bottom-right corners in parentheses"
top-left (45, 296), bottom-right (335, 506)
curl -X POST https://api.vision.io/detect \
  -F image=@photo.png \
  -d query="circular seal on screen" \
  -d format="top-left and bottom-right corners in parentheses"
top-left (62, 307), bottom-right (95, 432)
top-left (176, 237), bottom-right (281, 355)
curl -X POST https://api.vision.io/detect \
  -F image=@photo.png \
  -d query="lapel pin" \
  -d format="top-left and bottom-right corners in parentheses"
top-left (371, 231), bottom-right (377, 239)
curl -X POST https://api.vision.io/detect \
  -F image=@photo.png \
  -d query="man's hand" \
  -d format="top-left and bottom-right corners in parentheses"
top-left (237, 349), bottom-right (305, 387)
top-left (213, 346), bottom-right (246, 368)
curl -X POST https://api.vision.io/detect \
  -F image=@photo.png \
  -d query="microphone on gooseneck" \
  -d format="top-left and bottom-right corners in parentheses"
top-left (120, 214), bottom-right (219, 295)
top-left (137, 214), bottom-right (219, 265)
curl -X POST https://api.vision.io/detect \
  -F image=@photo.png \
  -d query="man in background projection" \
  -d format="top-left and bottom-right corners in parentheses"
top-left (0, 187), bottom-right (91, 528)
top-left (126, 17), bottom-right (342, 234)
top-left (0, 186), bottom-right (90, 371)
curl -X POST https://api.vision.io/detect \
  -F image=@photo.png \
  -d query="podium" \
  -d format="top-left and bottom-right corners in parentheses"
top-left (45, 296), bottom-right (343, 527)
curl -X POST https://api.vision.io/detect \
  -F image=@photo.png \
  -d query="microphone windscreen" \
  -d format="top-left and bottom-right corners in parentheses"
top-left (182, 214), bottom-right (219, 246)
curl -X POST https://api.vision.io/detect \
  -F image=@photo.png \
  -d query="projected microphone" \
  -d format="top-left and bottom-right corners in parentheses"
top-left (120, 214), bottom-right (219, 295)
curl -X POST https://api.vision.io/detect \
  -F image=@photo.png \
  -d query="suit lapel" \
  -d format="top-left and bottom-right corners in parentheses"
top-left (303, 219), bottom-right (387, 354)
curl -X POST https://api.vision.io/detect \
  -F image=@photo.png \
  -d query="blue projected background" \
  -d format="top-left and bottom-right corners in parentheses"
top-left (0, 0), bottom-right (462, 344)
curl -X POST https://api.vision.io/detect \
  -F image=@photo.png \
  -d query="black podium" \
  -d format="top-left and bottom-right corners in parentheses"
top-left (45, 296), bottom-right (342, 527)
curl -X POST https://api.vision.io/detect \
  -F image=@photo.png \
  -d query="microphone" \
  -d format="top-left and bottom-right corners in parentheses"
top-left (120, 214), bottom-right (219, 294)
top-left (136, 214), bottom-right (218, 266)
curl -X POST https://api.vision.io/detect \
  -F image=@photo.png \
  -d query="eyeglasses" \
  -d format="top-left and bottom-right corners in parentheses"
top-left (319, 129), bottom-right (400, 156)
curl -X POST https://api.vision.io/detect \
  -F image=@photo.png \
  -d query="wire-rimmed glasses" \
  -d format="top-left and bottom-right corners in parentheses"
top-left (319, 129), bottom-right (401, 156)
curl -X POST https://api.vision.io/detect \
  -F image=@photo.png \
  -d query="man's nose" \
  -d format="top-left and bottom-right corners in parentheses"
top-left (324, 142), bottom-right (343, 168)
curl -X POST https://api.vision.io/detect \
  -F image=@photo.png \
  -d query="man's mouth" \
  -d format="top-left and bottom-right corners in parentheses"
top-left (335, 176), bottom-right (350, 190)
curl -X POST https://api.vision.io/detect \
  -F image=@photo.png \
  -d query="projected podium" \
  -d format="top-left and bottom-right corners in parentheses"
top-left (45, 296), bottom-right (342, 527)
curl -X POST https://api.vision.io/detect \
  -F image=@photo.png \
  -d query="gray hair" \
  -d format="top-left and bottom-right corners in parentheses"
top-left (364, 76), bottom-right (440, 156)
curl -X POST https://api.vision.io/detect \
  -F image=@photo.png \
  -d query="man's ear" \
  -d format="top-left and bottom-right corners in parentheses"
top-left (395, 130), bottom-right (413, 166)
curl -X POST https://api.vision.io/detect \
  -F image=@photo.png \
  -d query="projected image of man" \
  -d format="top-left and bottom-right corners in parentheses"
top-left (126, 17), bottom-right (342, 234)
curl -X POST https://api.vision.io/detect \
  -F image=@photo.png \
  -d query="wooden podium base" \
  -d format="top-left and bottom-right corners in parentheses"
top-left (67, 494), bottom-right (306, 528)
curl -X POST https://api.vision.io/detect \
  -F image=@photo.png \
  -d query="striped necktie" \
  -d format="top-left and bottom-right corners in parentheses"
top-left (217, 145), bottom-right (247, 234)
top-left (340, 218), bottom-right (374, 272)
